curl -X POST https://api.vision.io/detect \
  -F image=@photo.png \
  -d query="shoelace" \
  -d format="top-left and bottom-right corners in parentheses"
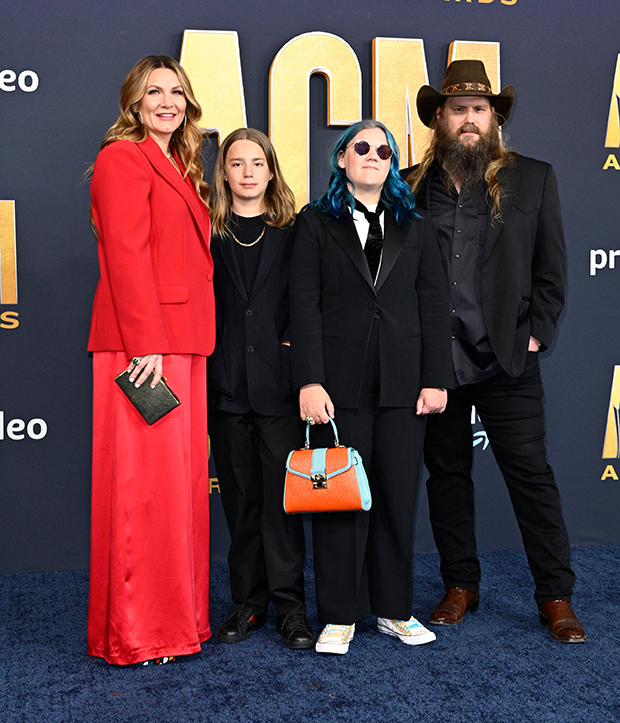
top-left (321, 624), bottom-right (352, 639)
top-left (281, 614), bottom-right (308, 631)
top-left (385, 617), bottom-right (422, 633)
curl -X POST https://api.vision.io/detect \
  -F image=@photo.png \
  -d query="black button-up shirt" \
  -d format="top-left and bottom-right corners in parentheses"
top-left (429, 165), bottom-right (501, 386)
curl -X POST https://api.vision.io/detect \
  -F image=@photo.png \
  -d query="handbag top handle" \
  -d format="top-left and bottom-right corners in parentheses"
top-left (305, 418), bottom-right (341, 449)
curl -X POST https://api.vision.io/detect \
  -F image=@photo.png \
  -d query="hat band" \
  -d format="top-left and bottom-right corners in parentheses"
top-left (441, 82), bottom-right (492, 94)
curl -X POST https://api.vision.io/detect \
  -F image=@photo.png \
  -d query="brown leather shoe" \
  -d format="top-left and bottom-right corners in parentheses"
top-left (538, 600), bottom-right (587, 643)
top-left (429, 587), bottom-right (479, 626)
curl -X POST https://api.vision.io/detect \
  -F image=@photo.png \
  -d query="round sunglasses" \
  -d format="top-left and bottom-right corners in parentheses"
top-left (348, 140), bottom-right (394, 161)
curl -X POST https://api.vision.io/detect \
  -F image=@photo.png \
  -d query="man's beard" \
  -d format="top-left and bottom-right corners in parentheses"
top-left (435, 116), bottom-right (501, 194)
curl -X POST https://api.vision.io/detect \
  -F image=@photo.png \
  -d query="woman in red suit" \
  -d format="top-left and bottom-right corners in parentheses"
top-left (87, 55), bottom-right (214, 666)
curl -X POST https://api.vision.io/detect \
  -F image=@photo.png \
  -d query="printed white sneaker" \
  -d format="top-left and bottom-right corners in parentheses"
top-left (315, 623), bottom-right (355, 654)
top-left (377, 616), bottom-right (436, 645)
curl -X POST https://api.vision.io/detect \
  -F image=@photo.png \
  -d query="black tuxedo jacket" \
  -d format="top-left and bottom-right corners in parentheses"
top-left (207, 223), bottom-right (297, 416)
top-left (403, 155), bottom-right (567, 378)
top-left (289, 206), bottom-right (452, 409)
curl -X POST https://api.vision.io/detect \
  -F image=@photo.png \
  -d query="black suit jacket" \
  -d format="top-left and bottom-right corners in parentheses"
top-left (403, 155), bottom-right (567, 378)
top-left (208, 223), bottom-right (297, 416)
top-left (289, 206), bottom-right (452, 409)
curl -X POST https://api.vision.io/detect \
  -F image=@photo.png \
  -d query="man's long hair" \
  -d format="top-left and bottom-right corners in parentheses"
top-left (406, 108), bottom-right (517, 223)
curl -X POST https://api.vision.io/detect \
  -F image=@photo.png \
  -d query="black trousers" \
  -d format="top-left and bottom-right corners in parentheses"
top-left (310, 324), bottom-right (427, 624)
top-left (209, 410), bottom-right (307, 616)
top-left (424, 352), bottom-right (575, 604)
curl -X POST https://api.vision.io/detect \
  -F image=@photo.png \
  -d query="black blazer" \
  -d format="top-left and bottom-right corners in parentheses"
top-left (208, 223), bottom-right (297, 416)
top-left (404, 154), bottom-right (566, 378)
top-left (289, 206), bottom-right (452, 409)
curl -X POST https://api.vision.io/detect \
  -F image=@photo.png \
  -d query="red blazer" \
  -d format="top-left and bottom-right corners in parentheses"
top-left (88, 136), bottom-right (215, 358)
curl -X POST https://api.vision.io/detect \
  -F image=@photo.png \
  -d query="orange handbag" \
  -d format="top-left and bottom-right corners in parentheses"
top-left (283, 419), bottom-right (371, 514)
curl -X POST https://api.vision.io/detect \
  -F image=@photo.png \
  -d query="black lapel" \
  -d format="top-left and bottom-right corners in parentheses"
top-left (375, 210), bottom-right (409, 292)
top-left (248, 225), bottom-right (284, 302)
top-left (213, 231), bottom-right (247, 301)
top-left (482, 159), bottom-right (520, 264)
top-left (317, 212), bottom-right (376, 293)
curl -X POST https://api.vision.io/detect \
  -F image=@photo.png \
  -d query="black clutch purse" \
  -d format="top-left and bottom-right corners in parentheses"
top-left (114, 370), bottom-right (181, 425)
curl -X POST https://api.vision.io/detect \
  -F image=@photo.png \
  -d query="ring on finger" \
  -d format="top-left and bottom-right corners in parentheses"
top-left (132, 357), bottom-right (141, 366)
top-left (305, 416), bottom-right (315, 424)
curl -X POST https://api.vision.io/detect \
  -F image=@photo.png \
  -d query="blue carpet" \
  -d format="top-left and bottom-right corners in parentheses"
top-left (0, 546), bottom-right (618, 723)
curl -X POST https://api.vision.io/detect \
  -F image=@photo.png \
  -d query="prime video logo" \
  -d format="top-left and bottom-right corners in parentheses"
top-left (0, 412), bottom-right (47, 440)
top-left (0, 69), bottom-right (39, 92)
top-left (590, 249), bottom-right (620, 275)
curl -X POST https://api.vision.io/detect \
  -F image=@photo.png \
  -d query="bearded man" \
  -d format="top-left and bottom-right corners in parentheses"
top-left (403, 60), bottom-right (586, 642)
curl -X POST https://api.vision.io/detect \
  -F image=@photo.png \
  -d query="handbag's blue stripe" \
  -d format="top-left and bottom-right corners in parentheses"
top-left (311, 448), bottom-right (327, 478)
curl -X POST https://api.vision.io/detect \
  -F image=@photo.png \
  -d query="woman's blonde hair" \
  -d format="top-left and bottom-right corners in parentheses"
top-left (209, 128), bottom-right (296, 235)
top-left (99, 55), bottom-right (209, 204)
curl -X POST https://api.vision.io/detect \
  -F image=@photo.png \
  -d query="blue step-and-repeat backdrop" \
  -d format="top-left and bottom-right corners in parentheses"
top-left (1, 0), bottom-right (619, 573)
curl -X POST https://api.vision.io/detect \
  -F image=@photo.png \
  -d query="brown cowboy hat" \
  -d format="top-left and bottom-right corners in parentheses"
top-left (417, 59), bottom-right (515, 127)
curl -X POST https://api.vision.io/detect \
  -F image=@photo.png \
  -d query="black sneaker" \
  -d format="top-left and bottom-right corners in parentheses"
top-left (217, 604), bottom-right (266, 644)
top-left (276, 613), bottom-right (315, 650)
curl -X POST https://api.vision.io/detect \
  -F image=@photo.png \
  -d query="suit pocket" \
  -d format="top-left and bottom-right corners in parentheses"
top-left (517, 294), bottom-right (531, 322)
top-left (280, 343), bottom-right (293, 394)
top-left (207, 347), bottom-right (233, 397)
top-left (157, 285), bottom-right (189, 304)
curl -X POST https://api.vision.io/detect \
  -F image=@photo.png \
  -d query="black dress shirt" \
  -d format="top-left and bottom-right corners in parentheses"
top-left (230, 213), bottom-right (264, 294)
top-left (429, 165), bottom-right (501, 386)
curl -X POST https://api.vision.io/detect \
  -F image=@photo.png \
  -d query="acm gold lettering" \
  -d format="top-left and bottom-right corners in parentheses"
top-left (0, 200), bottom-right (18, 305)
top-left (178, 30), bottom-right (502, 207)
top-left (601, 465), bottom-right (619, 481)
top-left (270, 32), bottom-right (362, 209)
top-left (605, 54), bottom-right (620, 148)
top-left (372, 38), bottom-right (431, 168)
top-left (602, 366), bottom-right (620, 458)
top-left (180, 30), bottom-right (247, 142)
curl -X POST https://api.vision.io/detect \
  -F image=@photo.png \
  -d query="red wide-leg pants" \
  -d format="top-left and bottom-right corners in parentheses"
top-left (88, 352), bottom-right (211, 665)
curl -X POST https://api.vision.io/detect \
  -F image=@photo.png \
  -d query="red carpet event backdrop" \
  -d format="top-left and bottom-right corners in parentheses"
top-left (1, 0), bottom-right (618, 573)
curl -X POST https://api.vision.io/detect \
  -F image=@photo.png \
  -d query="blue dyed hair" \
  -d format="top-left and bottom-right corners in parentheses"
top-left (307, 119), bottom-right (417, 226)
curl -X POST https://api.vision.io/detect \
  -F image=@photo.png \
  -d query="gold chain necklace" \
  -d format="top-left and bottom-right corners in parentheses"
top-left (230, 226), bottom-right (266, 247)
top-left (166, 150), bottom-right (183, 176)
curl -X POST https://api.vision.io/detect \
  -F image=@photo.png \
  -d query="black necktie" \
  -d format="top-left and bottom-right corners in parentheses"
top-left (355, 199), bottom-right (384, 283)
